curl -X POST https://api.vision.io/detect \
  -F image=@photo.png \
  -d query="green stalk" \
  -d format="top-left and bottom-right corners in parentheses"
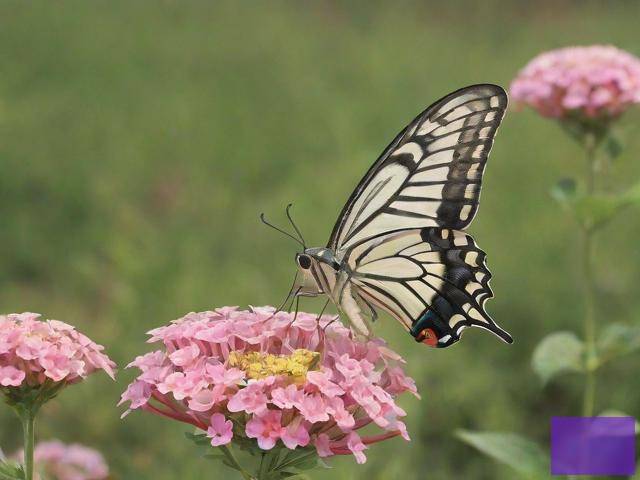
top-left (258, 453), bottom-right (267, 479)
top-left (19, 408), bottom-right (36, 480)
top-left (581, 132), bottom-right (598, 417)
top-left (218, 445), bottom-right (254, 480)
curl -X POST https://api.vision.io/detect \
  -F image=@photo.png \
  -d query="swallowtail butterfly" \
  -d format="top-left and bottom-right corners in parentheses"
top-left (269, 85), bottom-right (513, 348)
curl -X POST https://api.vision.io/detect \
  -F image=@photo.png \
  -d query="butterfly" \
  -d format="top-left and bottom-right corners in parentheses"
top-left (264, 84), bottom-right (513, 348)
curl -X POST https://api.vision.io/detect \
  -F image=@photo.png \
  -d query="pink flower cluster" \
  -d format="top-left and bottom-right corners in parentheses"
top-left (0, 313), bottom-right (116, 388)
top-left (13, 441), bottom-right (109, 480)
top-left (510, 45), bottom-right (640, 119)
top-left (120, 307), bottom-right (419, 464)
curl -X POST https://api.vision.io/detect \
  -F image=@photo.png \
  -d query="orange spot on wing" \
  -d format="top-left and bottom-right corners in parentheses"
top-left (419, 328), bottom-right (438, 347)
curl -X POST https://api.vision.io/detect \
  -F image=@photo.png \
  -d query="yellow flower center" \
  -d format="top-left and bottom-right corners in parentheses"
top-left (228, 349), bottom-right (319, 382)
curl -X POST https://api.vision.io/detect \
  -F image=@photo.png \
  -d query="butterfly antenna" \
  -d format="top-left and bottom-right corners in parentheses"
top-left (260, 213), bottom-right (305, 248)
top-left (285, 203), bottom-right (306, 249)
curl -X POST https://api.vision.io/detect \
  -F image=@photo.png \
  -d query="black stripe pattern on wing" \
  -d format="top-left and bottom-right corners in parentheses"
top-left (328, 84), bottom-right (508, 252)
top-left (387, 94), bottom-right (506, 231)
top-left (350, 227), bottom-right (512, 345)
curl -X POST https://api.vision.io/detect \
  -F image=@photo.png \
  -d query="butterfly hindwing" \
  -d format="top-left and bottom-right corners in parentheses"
top-left (329, 84), bottom-right (508, 254)
top-left (347, 228), bottom-right (512, 343)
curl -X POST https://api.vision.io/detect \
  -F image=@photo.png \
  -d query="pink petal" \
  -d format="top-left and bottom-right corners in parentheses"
top-left (207, 413), bottom-right (233, 446)
top-left (281, 420), bottom-right (310, 449)
top-left (0, 365), bottom-right (25, 387)
top-left (346, 431), bottom-right (368, 464)
top-left (314, 433), bottom-right (333, 457)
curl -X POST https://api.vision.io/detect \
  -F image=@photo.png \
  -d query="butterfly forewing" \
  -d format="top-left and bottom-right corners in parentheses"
top-left (328, 84), bottom-right (508, 254)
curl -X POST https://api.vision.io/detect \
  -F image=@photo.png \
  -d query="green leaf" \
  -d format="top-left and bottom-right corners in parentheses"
top-left (604, 132), bottom-right (624, 160)
top-left (184, 432), bottom-right (211, 447)
top-left (456, 430), bottom-right (548, 479)
top-left (229, 433), bottom-right (258, 452)
top-left (0, 461), bottom-right (24, 480)
top-left (572, 182), bottom-right (640, 230)
top-left (531, 332), bottom-right (585, 384)
top-left (266, 449), bottom-right (282, 472)
top-left (203, 454), bottom-right (226, 461)
top-left (275, 450), bottom-right (318, 471)
top-left (279, 473), bottom-right (311, 480)
top-left (278, 472), bottom-right (300, 478)
top-left (573, 194), bottom-right (625, 230)
top-left (550, 175), bottom-right (640, 231)
top-left (221, 458), bottom-right (236, 470)
top-left (550, 176), bottom-right (640, 230)
top-left (624, 182), bottom-right (640, 205)
top-left (292, 457), bottom-right (317, 471)
top-left (596, 323), bottom-right (640, 364)
top-left (550, 178), bottom-right (577, 205)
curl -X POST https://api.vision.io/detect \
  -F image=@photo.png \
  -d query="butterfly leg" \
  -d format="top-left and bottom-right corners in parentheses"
top-left (281, 291), bottom-right (301, 339)
top-left (292, 296), bottom-right (300, 322)
top-left (269, 272), bottom-right (300, 319)
top-left (315, 298), bottom-right (331, 322)
top-left (321, 316), bottom-right (338, 333)
top-left (315, 298), bottom-right (333, 336)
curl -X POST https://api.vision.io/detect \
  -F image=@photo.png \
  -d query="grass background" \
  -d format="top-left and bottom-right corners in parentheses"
top-left (1, 1), bottom-right (640, 478)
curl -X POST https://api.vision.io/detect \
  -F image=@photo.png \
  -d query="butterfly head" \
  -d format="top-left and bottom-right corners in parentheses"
top-left (294, 251), bottom-right (323, 297)
top-left (294, 248), bottom-right (341, 297)
top-left (295, 253), bottom-right (312, 270)
top-left (412, 310), bottom-right (459, 348)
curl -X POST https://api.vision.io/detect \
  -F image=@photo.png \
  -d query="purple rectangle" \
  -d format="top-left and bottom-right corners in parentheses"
top-left (551, 416), bottom-right (636, 475)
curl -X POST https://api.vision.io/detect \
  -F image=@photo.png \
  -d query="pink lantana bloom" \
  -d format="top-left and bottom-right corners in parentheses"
top-left (0, 366), bottom-right (25, 387)
top-left (207, 413), bottom-right (233, 446)
top-left (246, 410), bottom-right (284, 450)
top-left (0, 313), bottom-right (116, 410)
top-left (12, 440), bottom-right (109, 480)
top-left (510, 45), bottom-right (640, 121)
top-left (120, 307), bottom-right (418, 467)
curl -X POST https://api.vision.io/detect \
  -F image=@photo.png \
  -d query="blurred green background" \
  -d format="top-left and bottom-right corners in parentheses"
top-left (1, 1), bottom-right (640, 478)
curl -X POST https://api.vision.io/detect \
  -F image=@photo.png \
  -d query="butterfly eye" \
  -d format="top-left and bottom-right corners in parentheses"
top-left (419, 328), bottom-right (438, 347)
top-left (297, 254), bottom-right (312, 270)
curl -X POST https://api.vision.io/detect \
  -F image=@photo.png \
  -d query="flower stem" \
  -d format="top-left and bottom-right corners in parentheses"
top-left (258, 453), bottom-right (267, 479)
top-left (20, 408), bottom-right (36, 480)
top-left (581, 132), bottom-right (598, 417)
top-left (218, 445), bottom-right (253, 480)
